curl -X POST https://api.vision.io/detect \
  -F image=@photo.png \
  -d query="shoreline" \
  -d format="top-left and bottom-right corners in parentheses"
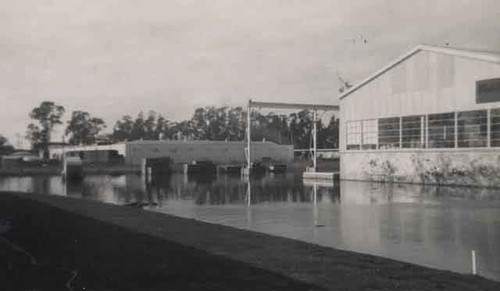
top-left (0, 164), bottom-right (141, 176)
top-left (0, 158), bottom-right (338, 177)
top-left (1, 191), bottom-right (499, 290)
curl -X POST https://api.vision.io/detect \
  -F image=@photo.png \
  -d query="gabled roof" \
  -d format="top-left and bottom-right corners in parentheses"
top-left (339, 44), bottom-right (500, 100)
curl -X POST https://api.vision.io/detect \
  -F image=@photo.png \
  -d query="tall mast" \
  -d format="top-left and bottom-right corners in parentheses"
top-left (313, 110), bottom-right (317, 171)
top-left (247, 99), bottom-right (251, 169)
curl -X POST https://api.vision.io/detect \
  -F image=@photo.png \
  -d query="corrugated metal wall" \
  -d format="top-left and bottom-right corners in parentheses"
top-left (124, 141), bottom-right (294, 166)
top-left (339, 50), bottom-right (500, 185)
top-left (340, 50), bottom-right (500, 151)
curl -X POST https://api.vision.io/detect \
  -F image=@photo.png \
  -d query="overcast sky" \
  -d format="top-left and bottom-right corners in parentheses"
top-left (1, 0), bottom-right (500, 146)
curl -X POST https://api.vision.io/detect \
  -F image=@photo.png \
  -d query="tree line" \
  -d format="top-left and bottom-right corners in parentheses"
top-left (25, 101), bottom-right (339, 158)
top-left (112, 106), bottom-right (339, 149)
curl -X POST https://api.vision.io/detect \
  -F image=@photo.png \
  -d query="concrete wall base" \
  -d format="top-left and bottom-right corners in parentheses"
top-left (341, 149), bottom-right (500, 187)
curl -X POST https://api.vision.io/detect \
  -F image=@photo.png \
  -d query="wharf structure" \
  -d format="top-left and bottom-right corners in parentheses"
top-left (339, 45), bottom-right (500, 186)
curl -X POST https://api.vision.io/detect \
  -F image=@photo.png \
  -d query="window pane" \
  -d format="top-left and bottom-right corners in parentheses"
top-left (346, 121), bottom-right (361, 150)
top-left (402, 116), bottom-right (423, 148)
top-left (428, 112), bottom-right (455, 148)
top-left (491, 108), bottom-right (500, 147)
top-left (458, 110), bottom-right (487, 148)
top-left (477, 78), bottom-right (500, 104)
top-left (378, 117), bottom-right (400, 149)
top-left (362, 120), bottom-right (377, 150)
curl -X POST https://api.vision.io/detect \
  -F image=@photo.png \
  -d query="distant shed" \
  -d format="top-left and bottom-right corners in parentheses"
top-left (50, 140), bottom-right (294, 167)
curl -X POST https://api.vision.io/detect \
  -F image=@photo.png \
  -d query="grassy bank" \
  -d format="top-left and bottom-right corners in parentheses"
top-left (0, 193), bottom-right (322, 291)
top-left (1, 191), bottom-right (499, 290)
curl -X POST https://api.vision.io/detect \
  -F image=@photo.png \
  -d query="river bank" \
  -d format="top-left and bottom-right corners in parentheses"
top-left (1, 191), bottom-right (498, 290)
top-left (0, 157), bottom-right (338, 177)
top-left (0, 164), bottom-right (140, 176)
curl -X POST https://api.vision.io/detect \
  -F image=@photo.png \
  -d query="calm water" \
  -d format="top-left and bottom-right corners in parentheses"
top-left (0, 173), bottom-right (499, 281)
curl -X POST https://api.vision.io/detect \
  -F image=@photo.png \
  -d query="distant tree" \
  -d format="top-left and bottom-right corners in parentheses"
top-left (206, 107), bottom-right (227, 140)
top-left (65, 111), bottom-right (106, 145)
top-left (155, 114), bottom-right (170, 140)
top-left (189, 106), bottom-right (246, 141)
top-left (288, 110), bottom-right (313, 149)
top-left (0, 134), bottom-right (14, 155)
top-left (113, 111), bottom-right (171, 141)
top-left (26, 123), bottom-right (41, 147)
top-left (143, 110), bottom-right (158, 140)
top-left (27, 101), bottom-right (65, 158)
top-left (226, 107), bottom-right (246, 141)
top-left (130, 112), bottom-right (146, 141)
top-left (112, 115), bottom-right (134, 142)
top-left (265, 113), bottom-right (290, 144)
top-left (169, 120), bottom-right (195, 140)
top-left (108, 106), bottom-right (334, 149)
top-left (318, 115), bottom-right (339, 148)
top-left (191, 107), bottom-right (209, 139)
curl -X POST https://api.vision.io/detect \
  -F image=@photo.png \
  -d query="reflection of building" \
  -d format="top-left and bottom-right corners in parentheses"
top-left (50, 140), bottom-right (293, 167)
top-left (339, 45), bottom-right (500, 186)
top-left (336, 181), bottom-right (500, 279)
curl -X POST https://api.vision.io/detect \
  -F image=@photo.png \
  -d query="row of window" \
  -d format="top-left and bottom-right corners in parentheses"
top-left (346, 108), bottom-right (500, 150)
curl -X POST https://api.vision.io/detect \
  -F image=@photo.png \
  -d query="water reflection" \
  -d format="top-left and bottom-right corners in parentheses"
top-left (0, 173), bottom-right (499, 281)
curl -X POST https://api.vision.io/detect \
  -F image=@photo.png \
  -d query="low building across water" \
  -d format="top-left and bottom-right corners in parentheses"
top-left (49, 140), bottom-right (293, 167)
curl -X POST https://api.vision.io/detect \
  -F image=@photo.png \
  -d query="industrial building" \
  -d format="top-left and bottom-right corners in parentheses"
top-left (125, 140), bottom-right (292, 166)
top-left (50, 140), bottom-right (293, 167)
top-left (339, 45), bottom-right (500, 186)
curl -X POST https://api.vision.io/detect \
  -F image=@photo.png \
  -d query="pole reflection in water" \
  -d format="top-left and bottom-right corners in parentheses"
top-left (0, 173), bottom-right (499, 281)
top-left (64, 177), bottom-right (83, 198)
top-left (303, 179), bottom-right (336, 240)
top-left (244, 176), bottom-right (252, 228)
top-left (312, 181), bottom-right (318, 239)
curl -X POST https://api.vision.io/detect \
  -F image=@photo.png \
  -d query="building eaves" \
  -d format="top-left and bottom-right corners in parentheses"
top-left (124, 140), bottom-right (275, 145)
top-left (338, 44), bottom-right (500, 101)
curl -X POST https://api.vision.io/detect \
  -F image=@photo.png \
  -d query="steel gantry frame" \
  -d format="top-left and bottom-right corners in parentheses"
top-left (245, 99), bottom-right (339, 173)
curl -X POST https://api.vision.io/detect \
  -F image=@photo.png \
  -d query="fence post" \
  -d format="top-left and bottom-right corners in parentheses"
top-left (471, 250), bottom-right (477, 275)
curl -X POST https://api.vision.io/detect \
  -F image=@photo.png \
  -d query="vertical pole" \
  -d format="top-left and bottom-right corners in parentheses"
top-left (247, 99), bottom-right (252, 170)
top-left (313, 110), bottom-right (317, 172)
top-left (359, 120), bottom-right (363, 150)
top-left (472, 250), bottom-right (477, 275)
top-left (313, 182), bottom-right (318, 226)
top-left (62, 136), bottom-right (66, 160)
top-left (420, 116), bottom-right (425, 148)
top-left (62, 136), bottom-right (66, 178)
top-left (345, 122), bottom-right (348, 151)
top-left (454, 111), bottom-right (458, 148)
top-left (425, 115), bottom-right (429, 148)
top-left (487, 109), bottom-right (491, 147)
top-left (246, 179), bottom-right (252, 227)
top-left (399, 117), bottom-right (402, 149)
top-left (247, 179), bottom-right (251, 207)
